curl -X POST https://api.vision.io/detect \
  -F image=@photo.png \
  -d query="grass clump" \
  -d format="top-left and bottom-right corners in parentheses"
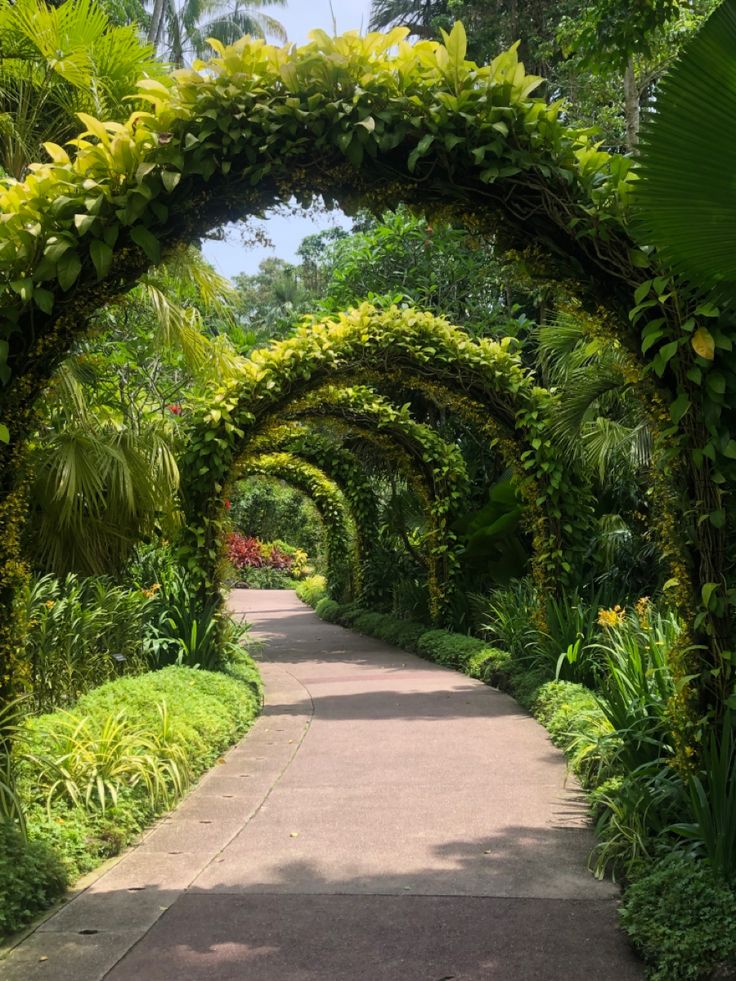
top-left (295, 575), bottom-right (327, 607)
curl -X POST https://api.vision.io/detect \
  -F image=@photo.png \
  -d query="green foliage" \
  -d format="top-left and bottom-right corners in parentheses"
top-left (295, 574), bottom-right (327, 607)
top-left (0, 819), bottom-right (67, 939)
top-left (621, 853), bottom-right (736, 980)
top-left (635, 0), bottom-right (736, 305)
top-left (22, 704), bottom-right (191, 815)
top-left (0, 24), bottom-right (637, 411)
top-left (236, 567), bottom-right (296, 589)
top-left (231, 478), bottom-right (324, 559)
top-left (674, 716), bottom-right (736, 882)
top-left (321, 207), bottom-right (511, 337)
top-left (0, 0), bottom-right (163, 179)
top-left (453, 475), bottom-right (529, 587)
top-left (238, 453), bottom-right (359, 602)
top-left (314, 597), bottom-right (342, 623)
top-left (5, 662), bottom-right (261, 931)
top-left (21, 574), bottom-right (153, 714)
top-left (476, 577), bottom-right (539, 659)
top-left (181, 304), bottom-right (581, 633)
top-left (593, 610), bottom-right (679, 773)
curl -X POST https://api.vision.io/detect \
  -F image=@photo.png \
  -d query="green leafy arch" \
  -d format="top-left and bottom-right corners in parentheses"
top-left (249, 382), bottom-right (471, 619)
top-left (242, 423), bottom-right (384, 602)
top-left (179, 304), bottom-right (575, 620)
top-left (236, 452), bottom-right (359, 599)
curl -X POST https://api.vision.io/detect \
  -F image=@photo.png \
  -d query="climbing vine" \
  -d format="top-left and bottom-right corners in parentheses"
top-left (235, 453), bottom-right (359, 600)
top-left (244, 423), bottom-right (383, 602)
top-left (0, 20), bottom-right (732, 708)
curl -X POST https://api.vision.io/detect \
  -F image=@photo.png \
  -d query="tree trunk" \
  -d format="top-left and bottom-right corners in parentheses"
top-left (148, 0), bottom-right (166, 48)
top-left (624, 58), bottom-right (640, 151)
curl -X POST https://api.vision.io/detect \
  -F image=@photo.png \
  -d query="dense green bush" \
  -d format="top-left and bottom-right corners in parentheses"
top-left (314, 597), bottom-right (342, 623)
top-left (621, 854), bottom-right (736, 980)
top-left (238, 567), bottom-right (296, 589)
top-left (296, 575), bottom-right (327, 607)
top-left (416, 629), bottom-right (485, 668)
top-left (0, 821), bottom-right (67, 939)
top-left (21, 574), bottom-right (154, 713)
top-left (2, 660), bottom-right (261, 938)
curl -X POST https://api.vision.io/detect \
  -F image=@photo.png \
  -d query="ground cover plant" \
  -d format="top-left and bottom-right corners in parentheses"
top-left (0, 658), bottom-right (262, 939)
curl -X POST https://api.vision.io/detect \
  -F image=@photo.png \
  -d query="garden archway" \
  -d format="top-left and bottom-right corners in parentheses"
top-left (178, 305), bottom-right (577, 625)
top-left (0, 24), bottom-right (723, 698)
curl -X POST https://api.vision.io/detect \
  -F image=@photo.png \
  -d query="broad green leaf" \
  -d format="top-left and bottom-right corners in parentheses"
top-left (57, 251), bottom-right (82, 291)
top-left (130, 226), bottom-right (161, 264)
top-left (90, 240), bottom-right (113, 279)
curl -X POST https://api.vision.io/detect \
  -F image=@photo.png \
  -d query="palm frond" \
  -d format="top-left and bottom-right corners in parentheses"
top-left (634, 0), bottom-right (736, 305)
top-left (581, 417), bottom-right (652, 481)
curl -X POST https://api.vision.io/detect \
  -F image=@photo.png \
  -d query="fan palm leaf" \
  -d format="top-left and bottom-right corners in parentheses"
top-left (0, 0), bottom-right (162, 177)
top-left (634, 0), bottom-right (736, 305)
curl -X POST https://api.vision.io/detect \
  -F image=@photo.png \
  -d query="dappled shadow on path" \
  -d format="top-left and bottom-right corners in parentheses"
top-left (6, 826), bottom-right (643, 981)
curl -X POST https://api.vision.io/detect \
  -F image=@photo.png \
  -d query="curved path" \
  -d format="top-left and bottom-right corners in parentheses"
top-left (4, 590), bottom-right (642, 980)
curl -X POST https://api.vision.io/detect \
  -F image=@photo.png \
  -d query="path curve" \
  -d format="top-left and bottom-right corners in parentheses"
top-left (3, 590), bottom-right (642, 980)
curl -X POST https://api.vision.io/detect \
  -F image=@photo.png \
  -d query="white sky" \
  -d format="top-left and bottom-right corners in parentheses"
top-left (201, 0), bottom-right (373, 280)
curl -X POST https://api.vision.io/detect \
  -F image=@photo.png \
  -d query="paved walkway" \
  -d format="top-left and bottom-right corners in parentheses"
top-left (3, 590), bottom-right (642, 980)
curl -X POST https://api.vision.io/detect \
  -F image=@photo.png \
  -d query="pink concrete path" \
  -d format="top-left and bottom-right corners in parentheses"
top-left (3, 590), bottom-right (642, 980)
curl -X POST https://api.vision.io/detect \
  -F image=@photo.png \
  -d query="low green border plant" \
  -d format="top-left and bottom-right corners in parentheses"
top-left (1, 656), bottom-right (262, 939)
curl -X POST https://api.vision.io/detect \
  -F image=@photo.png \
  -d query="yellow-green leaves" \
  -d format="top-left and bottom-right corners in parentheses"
top-left (692, 326), bottom-right (715, 361)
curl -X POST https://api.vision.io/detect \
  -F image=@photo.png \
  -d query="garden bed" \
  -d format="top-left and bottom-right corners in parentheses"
top-left (1, 655), bottom-right (262, 940)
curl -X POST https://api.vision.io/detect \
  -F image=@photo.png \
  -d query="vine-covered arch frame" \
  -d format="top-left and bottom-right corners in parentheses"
top-left (0, 21), bottom-right (729, 706)
top-left (179, 304), bottom-right (581, 623)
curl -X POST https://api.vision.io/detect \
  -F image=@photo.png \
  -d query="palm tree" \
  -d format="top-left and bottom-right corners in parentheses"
top-left (148, 0), bottom-right (287, 67)
top-left (368, 0), bottom-right (447, 39)
top-left (28, 247), bottom-right (245, 577)
top-left (0, 0), bottom-right (164, 178)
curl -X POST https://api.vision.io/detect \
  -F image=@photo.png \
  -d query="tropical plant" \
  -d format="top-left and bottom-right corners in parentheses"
top-left (22, 704), bottom-right (190, 814)
top-left (477, 578), bottom-right (539, 660)
top-left (0, 0), bottom-right (163, 178)
top-left (148, 0), bottom-right (286, 66)
top-left (674, 715), bottom-right (736, 882)
top-left (143, 568), bottom-right (222, 669)
top-left (635, 0), bottom-right (736, 305)
top-left (21, 574), bottom-right (153, 713)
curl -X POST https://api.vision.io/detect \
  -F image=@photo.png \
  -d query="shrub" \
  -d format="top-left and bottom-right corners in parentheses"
top-left (416, 630), bottom-right (485, 668)
top-left (0, 821), bottom-right (67, 938)
top-left (238, 566), bottom-right (295, 589)
top-left (226, 532), bottom-right (265, 569)
top-left (6, 661), bottom-right (262, 936)
top-left (621, 853), bottom-right (736, 980)
top-left (315, 597), bottom-right (342, 623)
top-left (21, 573), bottom-right (153, 713)
top-left (295, 574), bottom-right (327, 607)
top-left (372, 617), bottom-right (425, 653)
top-left (143, 567), bottom-right (252, 671)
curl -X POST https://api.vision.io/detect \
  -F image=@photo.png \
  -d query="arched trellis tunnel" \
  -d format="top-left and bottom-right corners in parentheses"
top-left (0, 25), bottom-right (707, 697)
top-left (241, 388), bottom-right (473, 620)
top-left (179, 304), bottom-right (586, 625)
top-left (235, 452), bottom-right (360, 601)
